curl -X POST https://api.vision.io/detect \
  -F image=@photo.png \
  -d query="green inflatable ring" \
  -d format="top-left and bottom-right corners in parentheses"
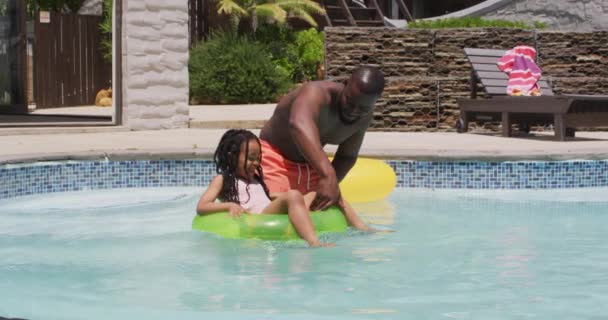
top-left (192, 206), bottom-right (347, 240)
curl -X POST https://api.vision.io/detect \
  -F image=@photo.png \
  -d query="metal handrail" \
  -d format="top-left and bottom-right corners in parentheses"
top-left (336, 0), bottom-right (357, 26)
top-left (395, 0), bottom-right (414, 22)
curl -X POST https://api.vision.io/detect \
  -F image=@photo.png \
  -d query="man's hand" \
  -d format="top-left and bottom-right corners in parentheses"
top-left (311, 176), bottom-right (340, 211)
top-left (227, 203), bottom-right (245, 217)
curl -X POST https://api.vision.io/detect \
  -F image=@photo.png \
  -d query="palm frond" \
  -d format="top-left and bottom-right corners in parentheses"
top-left (255, 4), bottom-right (287, 23)
top-left (288, 7), bottom-right (318, 27)
top-left (277, 0), bottom-right (326, 16)
top-left (230, 15), bottom-right (241, 31)
top-left (217, 0), bottom-right (247, 16)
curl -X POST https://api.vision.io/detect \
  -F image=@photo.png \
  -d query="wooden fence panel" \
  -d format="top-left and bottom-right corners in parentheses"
top-left (34, 11), bottom-right (111, 108)
top-left (189, 0), bottom-right (232, 47)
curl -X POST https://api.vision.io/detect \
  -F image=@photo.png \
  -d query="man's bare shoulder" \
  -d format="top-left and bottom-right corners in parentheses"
top-left (295, 80), bottom-right (343, 104)
top-left (301, 80), bottom-right (343, 92)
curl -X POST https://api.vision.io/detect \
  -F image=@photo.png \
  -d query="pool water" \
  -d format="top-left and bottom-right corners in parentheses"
top-left (1, 187), bottom-right (607, 320)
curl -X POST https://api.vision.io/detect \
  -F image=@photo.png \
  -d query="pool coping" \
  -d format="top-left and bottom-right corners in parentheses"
top-left (3, 129), bottom-right (608, 165)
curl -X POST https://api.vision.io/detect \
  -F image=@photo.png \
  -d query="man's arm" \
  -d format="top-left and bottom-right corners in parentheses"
top-left (288, 85), bottom-right (339, 210)
top-left (288, 85), bottom-right (334, 179)
top-left (332, 127), bottom-right (366, 182)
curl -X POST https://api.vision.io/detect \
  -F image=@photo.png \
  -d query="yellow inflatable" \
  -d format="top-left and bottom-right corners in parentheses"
top-left (351, 200), bottom-right (396, 225)
top-left (338, 158), bottom-right (397, 203)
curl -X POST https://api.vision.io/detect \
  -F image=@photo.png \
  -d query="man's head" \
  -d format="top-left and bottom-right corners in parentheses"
top-left (339, 66), bottom-right (385, 124)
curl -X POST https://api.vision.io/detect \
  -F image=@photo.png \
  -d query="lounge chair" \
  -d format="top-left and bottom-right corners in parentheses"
top-left (456, 47), bottom-right (608, 141)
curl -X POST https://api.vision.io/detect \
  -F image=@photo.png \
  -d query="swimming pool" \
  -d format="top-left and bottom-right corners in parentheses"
top-left (1, 160), bottom-right (607, 319)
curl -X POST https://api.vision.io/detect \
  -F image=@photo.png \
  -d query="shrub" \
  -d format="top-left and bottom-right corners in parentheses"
top-left (253, 24), bottom-right (298, 80)
top-left (253, 26), bottom-right (324, 82)
top-left (189, 32), bottom-right (293, 104)
top-left (290, 28), bottom-right (324, 81)
top-left (99, 0), bottom-right (112, 62)
top-left (408, 16), bottom-right (546, 29)
top-left (28, 0), bottom-right (84, 12)
top-left (253, 24), bottom-right (296, 59)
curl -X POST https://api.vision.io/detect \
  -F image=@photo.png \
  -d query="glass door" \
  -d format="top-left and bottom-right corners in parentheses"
top-left (0, 0), bottom-right (27, 114)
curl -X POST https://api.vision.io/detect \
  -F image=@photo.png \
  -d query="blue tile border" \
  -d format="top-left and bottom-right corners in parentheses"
top-left (386, 160), bottom-right (608, 189)
top-left (1, 159), bottom-right (608, 200)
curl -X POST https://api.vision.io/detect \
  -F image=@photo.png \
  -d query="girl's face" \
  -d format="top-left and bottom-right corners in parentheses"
top-left (236, 138), bottom-right (261, 181)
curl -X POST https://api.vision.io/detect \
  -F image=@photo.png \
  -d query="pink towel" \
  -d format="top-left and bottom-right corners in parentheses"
top-left (497, 46), bottom-right (542, 96)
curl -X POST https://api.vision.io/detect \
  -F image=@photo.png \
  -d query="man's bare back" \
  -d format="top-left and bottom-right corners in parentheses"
top-left (259, 67), bottom-right (385, 210)
top-left (260, 81), bottom-right (372, 162)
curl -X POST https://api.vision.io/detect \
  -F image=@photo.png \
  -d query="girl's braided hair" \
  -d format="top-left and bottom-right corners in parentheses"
top-left (213, 129), bottom-right (270, 203)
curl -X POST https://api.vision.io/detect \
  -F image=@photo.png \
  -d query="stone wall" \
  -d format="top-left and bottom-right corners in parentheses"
top-left (325, 27), bottom-right (608, 132)
top-left (121, 0), bottom-right (190, 130)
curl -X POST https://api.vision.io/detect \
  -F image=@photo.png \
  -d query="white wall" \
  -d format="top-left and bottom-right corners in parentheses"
top-left (120, 0), bottom-right (190, 130)
top-left (434, 0), bottom-right (608, 32)
top-left (483, 0), bottom-right (608, 31)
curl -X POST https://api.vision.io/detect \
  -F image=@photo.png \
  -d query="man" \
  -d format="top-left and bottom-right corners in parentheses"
top-left (259, 66), bottom-right (385, 211)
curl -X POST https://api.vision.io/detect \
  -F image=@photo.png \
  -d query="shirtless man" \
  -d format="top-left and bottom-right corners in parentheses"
top-left (259, 66), bottom-right (385, 211)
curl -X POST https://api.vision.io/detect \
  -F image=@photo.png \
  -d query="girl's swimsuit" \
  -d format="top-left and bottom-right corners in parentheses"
top-left (237, 178), bottom-right (271, 213)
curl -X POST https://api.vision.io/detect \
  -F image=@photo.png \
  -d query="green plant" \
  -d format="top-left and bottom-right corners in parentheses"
top-left (29, 0), bottom-right (84, 12)
top-left (533, 21), bottom-right (548, 29)
top-left (253, 23), bottom-right (296, 51)
top-left (253, 26), bottom-right (324, 82)
top-left (24, 0), bottom-right (84, 18)
top-left (216, 0), bottom-right (325, 34)
top-left (0, 67), bottom-right (7, 102)
top-left (252, 24), bottom-right (298, 79)
top-left (27, 1), bottom-right (35, 17)
top-left (408, 16), bottom-right (546, 29)
top-left (189, 32), bottom-right (293, 104)
top-left (2, 1), bottom-right (36, 17)
top-left (290, 28), bottom-right (324, 81)
top-left (99, 0), bottom-right (112, 61)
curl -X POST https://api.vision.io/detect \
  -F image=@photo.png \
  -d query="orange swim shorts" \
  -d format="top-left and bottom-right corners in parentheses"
top-left (260, 139), bottom-right (320, 194)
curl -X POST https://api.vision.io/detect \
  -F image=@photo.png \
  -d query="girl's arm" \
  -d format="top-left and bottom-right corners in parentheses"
top-left (197, 175), bottom-right (242, 215)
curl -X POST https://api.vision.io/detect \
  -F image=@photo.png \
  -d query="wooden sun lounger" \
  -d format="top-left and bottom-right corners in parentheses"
top-left (456, 48), bottom-right (608, 141)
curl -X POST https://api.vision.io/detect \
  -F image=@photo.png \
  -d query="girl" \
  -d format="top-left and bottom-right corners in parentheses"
top-left (196, 129), bottom-right (374, 247)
